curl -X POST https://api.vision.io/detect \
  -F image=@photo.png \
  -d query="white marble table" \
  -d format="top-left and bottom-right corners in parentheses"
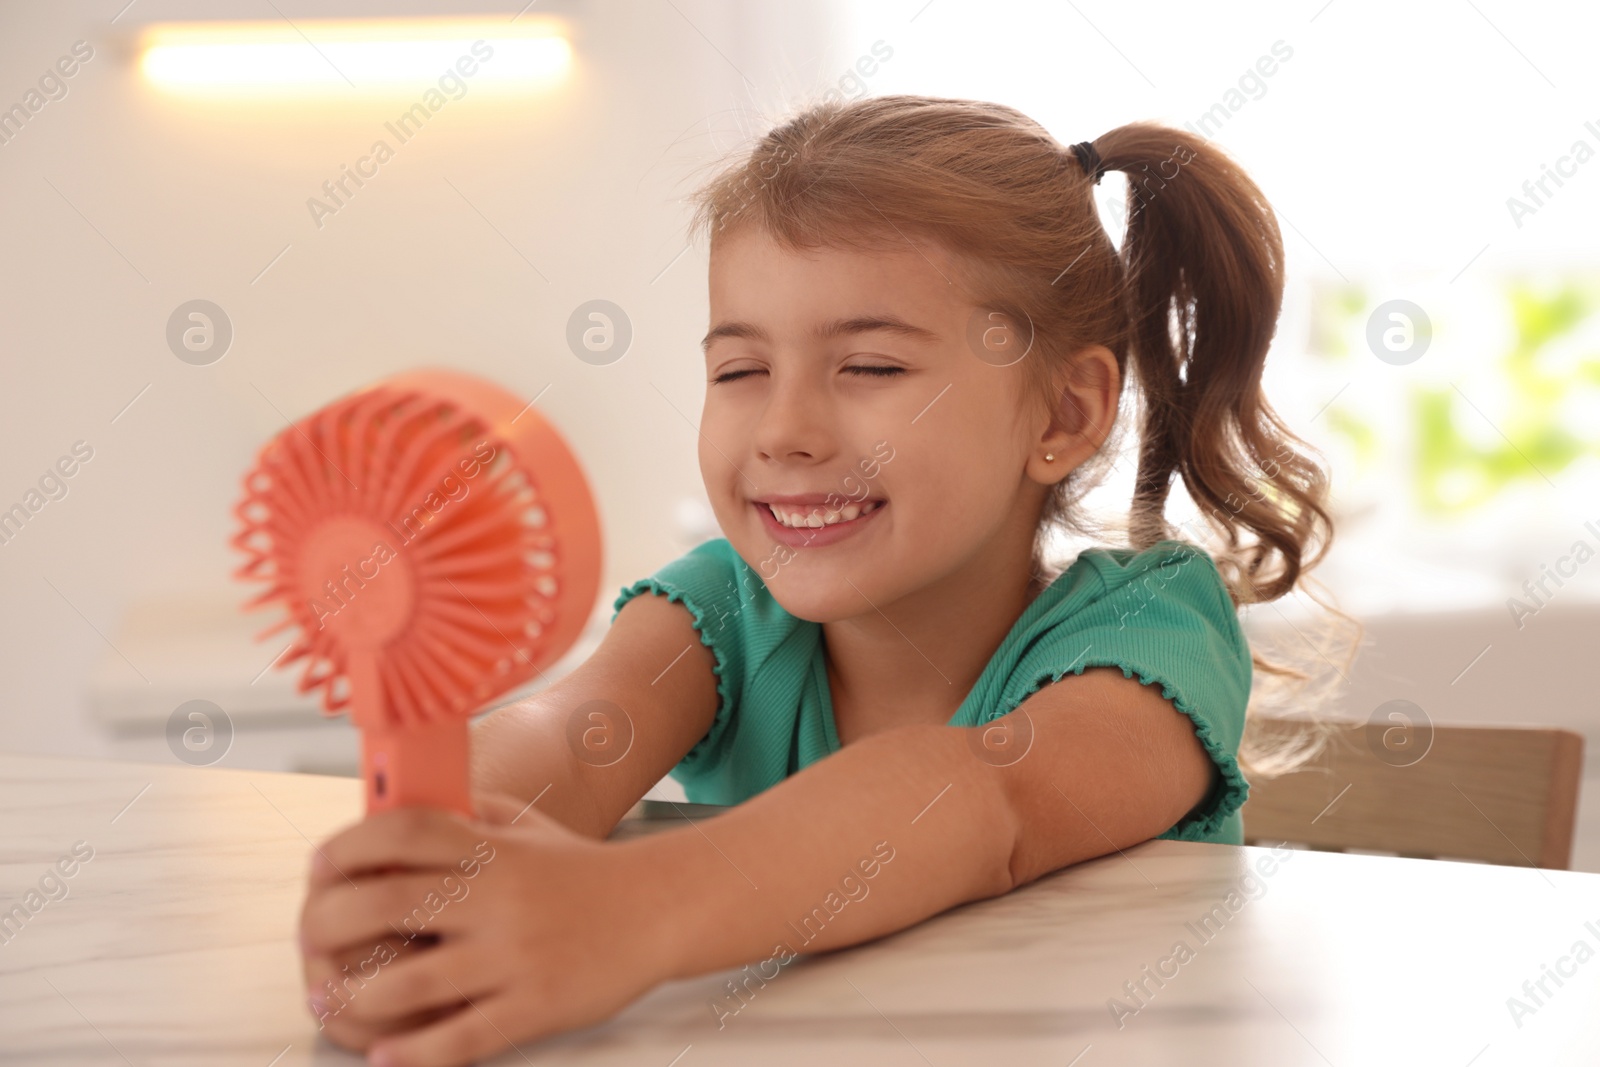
top-left (2, 752), bottom-right (1597, 1066)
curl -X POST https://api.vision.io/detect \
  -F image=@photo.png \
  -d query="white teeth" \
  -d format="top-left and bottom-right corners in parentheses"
top-left (766, 499), bottom-right (882, 529)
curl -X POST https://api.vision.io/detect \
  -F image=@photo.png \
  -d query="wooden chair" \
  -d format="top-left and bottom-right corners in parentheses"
top-left (1240, 717), bottom-right (1585, 869)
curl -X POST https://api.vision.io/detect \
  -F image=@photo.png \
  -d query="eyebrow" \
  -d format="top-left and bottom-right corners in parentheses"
top-left (700, 314), bottom-right (941, 353)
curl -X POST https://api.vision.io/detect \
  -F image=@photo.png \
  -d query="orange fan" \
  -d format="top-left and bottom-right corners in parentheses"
top-left (231, 369), bottom-right (602, 817)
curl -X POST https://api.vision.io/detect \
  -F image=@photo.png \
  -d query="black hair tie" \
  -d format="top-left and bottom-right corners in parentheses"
top-left (1070, 140), bottom-right (1105, 185)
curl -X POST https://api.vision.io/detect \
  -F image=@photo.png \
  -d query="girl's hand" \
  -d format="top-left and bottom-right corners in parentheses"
top-left (298, 791), bottom-right (680, 1067)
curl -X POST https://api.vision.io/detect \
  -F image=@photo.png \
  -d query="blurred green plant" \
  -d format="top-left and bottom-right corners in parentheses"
top-left (1311, 276), bottom-right (1600, 515)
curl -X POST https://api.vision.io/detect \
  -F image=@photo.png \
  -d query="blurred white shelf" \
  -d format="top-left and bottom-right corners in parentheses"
top-left (87, 592), bottom-right (611, 777)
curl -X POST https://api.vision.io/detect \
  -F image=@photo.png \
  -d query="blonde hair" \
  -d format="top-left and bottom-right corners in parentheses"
top-left (688, 95), bottom-right (1362, 780)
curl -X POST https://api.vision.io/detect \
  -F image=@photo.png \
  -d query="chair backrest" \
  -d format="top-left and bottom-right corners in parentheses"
top-left (1240, 717), bottom-right (1585, 869)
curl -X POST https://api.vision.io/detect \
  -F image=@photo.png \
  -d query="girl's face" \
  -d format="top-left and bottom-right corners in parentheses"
top-left (699, 225), bottom-right (1053, 623)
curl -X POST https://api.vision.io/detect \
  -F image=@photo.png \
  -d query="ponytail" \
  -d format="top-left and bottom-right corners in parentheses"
top-left (1094, 124), bottom-right (1306, 598)
top-left (1095, 122), bottom-right (1362, 773)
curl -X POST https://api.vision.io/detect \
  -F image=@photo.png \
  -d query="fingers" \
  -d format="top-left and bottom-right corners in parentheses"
top-left (302, 872), bottom-right (469, 957)
top-left (308, 933), bottom-right (412, 1017)
top-left (307, 934), bottom-right (441, 1052)
top-left (308, 941), bottom-right (499, 1031)
top-left (321, 999), bottom-right (458, 1056)
top-left (309, 806), bottom-right (493, 889)
top-left (366, 991), bottom-right (535, 1067)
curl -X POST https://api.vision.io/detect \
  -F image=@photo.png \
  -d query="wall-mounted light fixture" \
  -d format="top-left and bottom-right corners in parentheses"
top-left (140, 17), bottom-right (572, 95)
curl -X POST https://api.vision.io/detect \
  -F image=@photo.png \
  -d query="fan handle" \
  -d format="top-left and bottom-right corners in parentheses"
top-left (360, 721), bottom-right (474, 817)
top-left (350, 651), bottom-right (475, 818)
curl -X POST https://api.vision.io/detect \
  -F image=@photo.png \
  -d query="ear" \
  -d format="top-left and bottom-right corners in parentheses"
top-left (1029, 345), bottom-right (1119, 484)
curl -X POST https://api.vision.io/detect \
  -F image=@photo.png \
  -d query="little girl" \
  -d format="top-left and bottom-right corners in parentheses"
top-left (298, 94), bottom-right (1348, 1067)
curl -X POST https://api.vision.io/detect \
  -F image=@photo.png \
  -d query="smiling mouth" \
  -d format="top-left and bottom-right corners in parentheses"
top-left (757, 499), bottom-right (885, 529)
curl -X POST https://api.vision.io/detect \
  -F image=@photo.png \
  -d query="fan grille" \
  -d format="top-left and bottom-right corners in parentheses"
top-left (232, 384), bottom-right (568, 729)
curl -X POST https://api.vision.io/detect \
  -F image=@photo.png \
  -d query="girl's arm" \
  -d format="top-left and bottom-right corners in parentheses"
top-left (468, 593), bottom-right (719, 839)
top-left (633, 664), bottom-right (1217, 978)
top-left (298, 609), bottom-right (1220, 1064)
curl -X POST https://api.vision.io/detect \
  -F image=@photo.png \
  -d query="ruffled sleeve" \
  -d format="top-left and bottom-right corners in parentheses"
top-left (996, 540), bottom-right (1253, 843)
top-left (611, 538), bottom-right (761, 771)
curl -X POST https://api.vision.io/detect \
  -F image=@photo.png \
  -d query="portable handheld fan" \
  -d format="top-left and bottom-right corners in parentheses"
top-left (231, 369), bottom-right (602, 817)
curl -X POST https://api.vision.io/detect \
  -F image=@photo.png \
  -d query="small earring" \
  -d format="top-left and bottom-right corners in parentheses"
top-left (1044, 453), bottom-right (1055, 462)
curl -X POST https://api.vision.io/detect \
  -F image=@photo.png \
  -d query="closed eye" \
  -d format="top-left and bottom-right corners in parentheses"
top-left (709, 364), bottom-right (905, 385)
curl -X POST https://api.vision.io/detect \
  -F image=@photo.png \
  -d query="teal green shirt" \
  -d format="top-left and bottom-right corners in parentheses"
top-left (611, 537), bottom-right (1252, 844)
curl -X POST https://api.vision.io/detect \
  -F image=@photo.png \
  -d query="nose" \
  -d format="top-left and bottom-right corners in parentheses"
top-left (753, 373), bottom-right (834, 465)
